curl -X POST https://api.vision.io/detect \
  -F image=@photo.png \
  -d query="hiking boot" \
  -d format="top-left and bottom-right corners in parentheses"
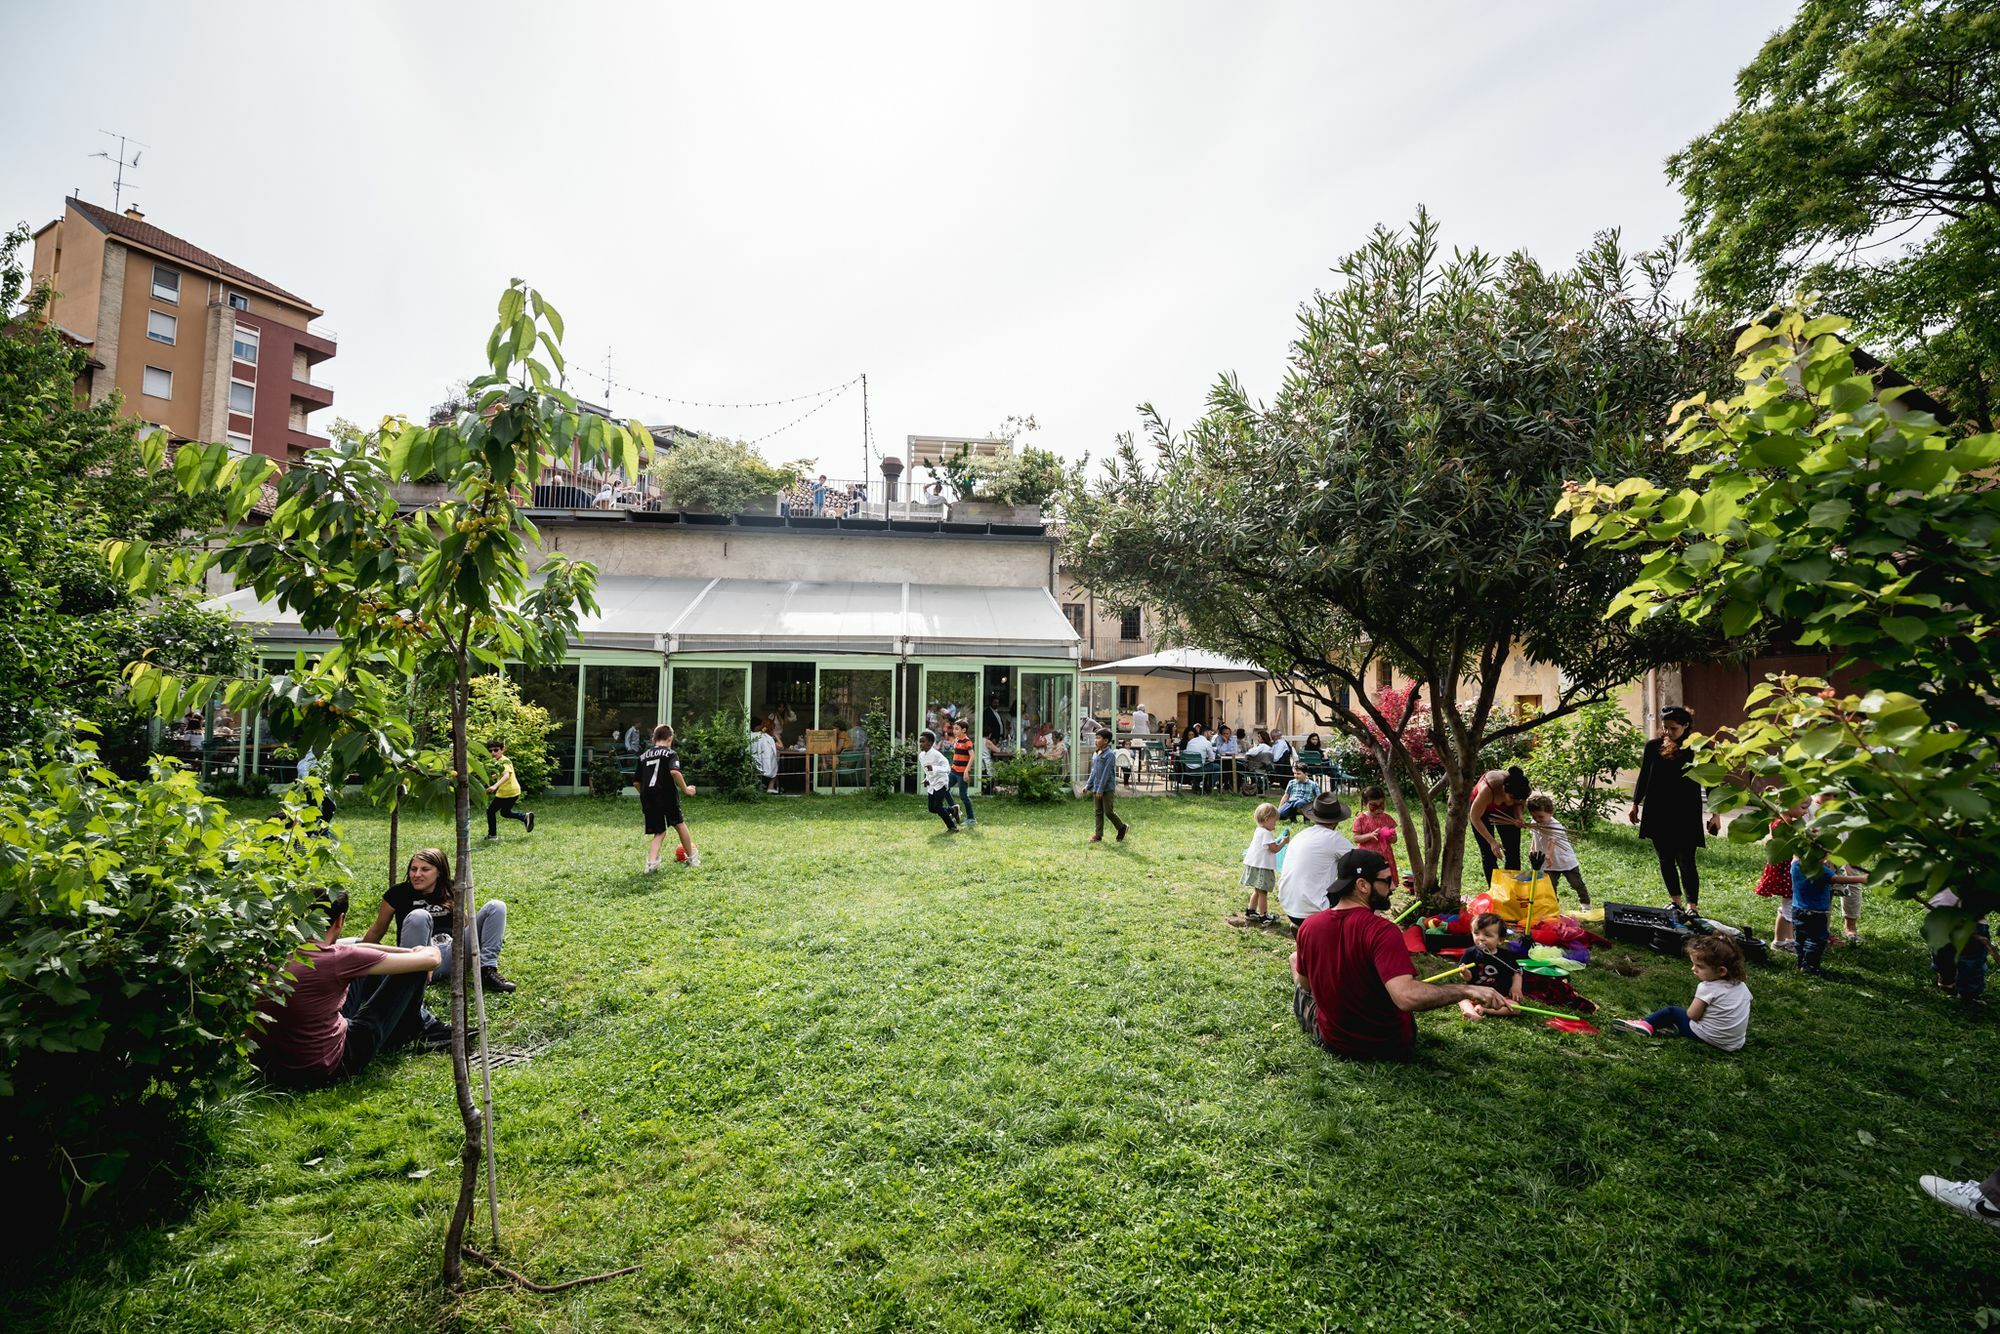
top-left (481, 966), bottom-right (517, 995)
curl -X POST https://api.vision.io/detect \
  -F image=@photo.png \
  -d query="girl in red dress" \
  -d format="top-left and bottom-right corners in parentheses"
top-left (1753, 800), bottom-right (1809, 953)
top-left (1351, 785), bottom-right (1402, 886)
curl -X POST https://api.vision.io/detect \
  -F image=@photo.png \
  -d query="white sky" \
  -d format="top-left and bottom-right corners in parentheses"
top-left (1, 1), bottom-right (1796, 480)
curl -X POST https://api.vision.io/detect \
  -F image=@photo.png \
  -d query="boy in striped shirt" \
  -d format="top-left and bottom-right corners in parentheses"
top-left (950, 719), bottom-right (978, 827)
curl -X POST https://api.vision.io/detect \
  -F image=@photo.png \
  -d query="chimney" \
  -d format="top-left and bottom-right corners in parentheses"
top-left (879, 454), bottom-right (903, 503)
top-left (124, 206), bottom-right (145, 221)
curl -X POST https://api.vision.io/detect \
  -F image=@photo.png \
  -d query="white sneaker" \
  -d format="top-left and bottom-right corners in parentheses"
top-left (686, 850), bottom-right (702, 868)
top-left (645, 860), bottom-right (659, 874)
top-left (1919, 1176), bottom-right (2000, 1227)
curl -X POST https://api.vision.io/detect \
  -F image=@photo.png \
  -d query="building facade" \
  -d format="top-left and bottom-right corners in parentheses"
top-left (29, 197), bottom-right (335, 462)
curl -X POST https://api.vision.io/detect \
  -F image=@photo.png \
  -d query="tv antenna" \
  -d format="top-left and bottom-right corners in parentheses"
top-left (90, 131), bottom-right (148, 212)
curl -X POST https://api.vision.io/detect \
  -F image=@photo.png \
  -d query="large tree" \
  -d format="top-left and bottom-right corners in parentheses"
top-left (1670, 0), bottom-right (2000, 431)
top-left (1064, 212), bottom-right (1723, 897)
top-left (0, 224), bottom-right (242, 761)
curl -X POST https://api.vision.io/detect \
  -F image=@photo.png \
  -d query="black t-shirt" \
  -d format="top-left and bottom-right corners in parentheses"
top-left (383, 879), bottom-right (449, 936)
top-left (1462, 945), bottom-right (1519, 996)
top-left (638, 745), bottom-right (681, 803)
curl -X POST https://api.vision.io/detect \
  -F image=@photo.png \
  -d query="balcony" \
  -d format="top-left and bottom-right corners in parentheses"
top-left (290, 379), bottom-right (334, 409)
top-left (286, 427), bottom-right (330, 456)
top-left (296, 326), bottom-right (337, 363)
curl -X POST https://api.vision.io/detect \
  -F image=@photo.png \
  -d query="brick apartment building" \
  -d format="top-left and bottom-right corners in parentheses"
top-left (30, 197), bottom-right (335, 462)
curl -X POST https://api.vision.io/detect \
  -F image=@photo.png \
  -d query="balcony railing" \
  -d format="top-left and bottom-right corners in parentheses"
top-left (524, 472), bottom-right (1044, 529)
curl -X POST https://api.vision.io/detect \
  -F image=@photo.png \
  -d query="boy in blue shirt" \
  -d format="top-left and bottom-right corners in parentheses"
top-left (1791, 856), bottom-right (1866, 977)
top-left (1278, 766), bottom-right (1319, 823)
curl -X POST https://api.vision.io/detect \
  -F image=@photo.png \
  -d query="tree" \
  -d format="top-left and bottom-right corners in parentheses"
top-left (111, 281), bottom-right (648, 1287)
top-left (1523, 699), bottom-right (1644, 833)
top-left (651, 434), bottom-right (805, 513)
top-left (1560, 306), bottom-right (2000, 948)
top-left (0, 224), bottom-right (243, 758)
top-left (1064, 212), bottom-right (1723, 897)
top-left (1669, 0), bottom-right (2000, 431)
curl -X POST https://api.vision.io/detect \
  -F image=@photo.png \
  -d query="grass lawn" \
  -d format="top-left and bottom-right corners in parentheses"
top-left (17, 790), bottom-right (2000, 1331)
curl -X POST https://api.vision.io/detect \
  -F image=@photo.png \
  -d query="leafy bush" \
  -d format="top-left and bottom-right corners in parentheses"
top-left (200, 771), bottom-right (271, 800)
top-left (861, 710), bottom-right (914, 797)
top-left (655, 435), bottom-right (806, 514)
top-left (994, 754), bottom-right (1068, 803)
top-left (676, 710), bottom-right (762, 800)
top-left (587, 748), bottom-right (626, 799)
top-left (931, 443), bottom-right (1071, 509)
top-left (427, 674), bottom-right (556, 794)
top-left (1524, 700), bottom-right (1643, 832)
top-left (0, 729), bottom-right (345, 1226)
top-left (1327, 733), bottom-right (1372, 780)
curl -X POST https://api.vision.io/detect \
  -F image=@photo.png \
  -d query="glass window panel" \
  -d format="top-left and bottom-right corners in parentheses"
top-left (817, 667), bottom-right (890, 751)
top-left (512, 664), bottom-right (580, 788)
top-left (584, 664), bottom-right (662, 782)
top-left (142, 365), bottom-right (172, 399)
top-left (146, 310), bottom-right (176, 344)
top-left (233, 327), bottom-right (259, 363)
top-left (981, 665), bottom-right (1019, 755)
top-left (748, 662), bottom-right (813, 748)
top-left (229, 381), bottom-right (254, 414)
top-left (672, 665), bottom-right (748, 738)
top-left (152, 265), bottom-right (179, 302)
top-left (1024, 671), bottom-right (1075, 766)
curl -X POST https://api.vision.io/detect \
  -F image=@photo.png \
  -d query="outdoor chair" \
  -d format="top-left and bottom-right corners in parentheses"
top-left (1235, 754), bottom-right (1273, 796)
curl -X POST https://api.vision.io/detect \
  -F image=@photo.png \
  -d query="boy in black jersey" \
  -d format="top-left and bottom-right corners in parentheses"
top-left (636, 723), bottom-right (700, 871)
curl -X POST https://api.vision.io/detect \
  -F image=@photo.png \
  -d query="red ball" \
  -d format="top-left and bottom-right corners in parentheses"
top-left (674, 844), bottom-right (688, 862)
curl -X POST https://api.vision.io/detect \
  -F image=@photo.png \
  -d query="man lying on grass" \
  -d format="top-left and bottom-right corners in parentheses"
top-left (252, 890), bottom-right (447, 1088)
top-left (1291, 849), bottom-right (1513, 1060)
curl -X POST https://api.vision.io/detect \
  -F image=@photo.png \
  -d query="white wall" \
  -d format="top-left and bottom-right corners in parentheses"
top-left (539, 522), bottom-right (1056, 590)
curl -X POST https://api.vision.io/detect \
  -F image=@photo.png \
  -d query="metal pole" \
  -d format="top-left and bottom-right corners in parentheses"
top-left (468, 909), bottom-right (500, 1250)
top-left (862, 373), bottom-right (874, 516)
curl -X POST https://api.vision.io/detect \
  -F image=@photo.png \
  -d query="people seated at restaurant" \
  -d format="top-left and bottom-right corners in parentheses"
top-left (253, 890), bottom-right (445, 1087)
top-left (1215, 728), bottom-right (1241, 758)
top-left (1298, 734), bottom-right (1331, 776)
top-left (1180, 726), bottom-right (1219, 792)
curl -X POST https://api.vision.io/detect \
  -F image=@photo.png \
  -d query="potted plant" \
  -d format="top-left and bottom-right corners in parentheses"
top-left (654, 434), bottom-right (807, 517)
top-left (935, 443), bottom-right (1068, 524)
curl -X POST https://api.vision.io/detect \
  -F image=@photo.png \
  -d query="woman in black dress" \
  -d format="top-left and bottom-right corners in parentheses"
top-left (1628, 705), bottom-right (1722, 914)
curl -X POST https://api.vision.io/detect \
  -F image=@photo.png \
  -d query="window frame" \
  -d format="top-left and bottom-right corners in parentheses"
top-left (226, 430), bottom-right (253, 452)
top-left (142, 365), bottom-right (173, 400)
top-left (226, 290), bottom-right (249, 312)
top-left (228, 379), bottom-right (256, 415)
top-left (232, 325), bottom-right (260, 365)
top-left (151, 264), bottom-right (180, 304)
top-left (1118, 608), bottom-right (1142, 641)
top-left (1062, 602), bottom-right (1085, 637)
top-left (145, 309), bottom-right (177, 345)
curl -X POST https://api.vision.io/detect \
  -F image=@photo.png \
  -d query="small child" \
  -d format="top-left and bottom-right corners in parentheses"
top-left (1927, 889), bottom-right (1996, 1005)
top-left (1617, 936), bottom-right (1752, 1050)
top-left (918, 730), bottom-right (960, 833)
top-left (1524, 792), bottom-right (1589, 909)
top-left (1456, 912), bottom-right (1524, 1017)
top-left (483, 739), bottom-right (533, 839)
top-left (1277, 767), bottom-right (1318, 823)
top-left (637, 723), bottom-right (699, 870)
top-left (1790, 854), bottom-right (1865, 977)
top-left (1350, 786), bottom-right (1400, 887)
top-left (1240, 802), bottom-right (1290, 925)
top-left (1753, 802), bottom-right (1807, 953)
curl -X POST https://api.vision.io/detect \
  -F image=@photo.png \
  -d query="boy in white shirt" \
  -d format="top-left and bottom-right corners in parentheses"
top-left (918, 730), bottom-right (960, 833)
top-left (1525, 792), bottom-right (1590, 909)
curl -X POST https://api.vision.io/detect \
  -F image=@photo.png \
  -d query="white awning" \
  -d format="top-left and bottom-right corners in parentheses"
top-left (206, 576), bottom-right (1081, 660)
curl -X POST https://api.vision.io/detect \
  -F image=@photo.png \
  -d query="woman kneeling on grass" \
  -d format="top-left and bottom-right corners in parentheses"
top-left (1617, 935), bottom-right (1751, 1050)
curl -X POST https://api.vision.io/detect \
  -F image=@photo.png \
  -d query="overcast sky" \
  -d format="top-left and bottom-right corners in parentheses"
top-left (2, 1), bottom-right (1795, 480)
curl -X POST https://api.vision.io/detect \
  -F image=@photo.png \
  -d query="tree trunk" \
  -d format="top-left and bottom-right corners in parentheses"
top-left (442, 654), bottom-right (480, 1288)
top-left (387, 793), bottom-right (400, 897)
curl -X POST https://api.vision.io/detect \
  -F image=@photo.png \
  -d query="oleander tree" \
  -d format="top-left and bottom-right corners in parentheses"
top-left (1671, 0), bottom-right (2000, 432)
top-left (1559, 307), bottom-right (2000, 948)
top-left (109, 281), bottom-right (648, 1287)
top-left (1064, 213), bottom-right (1725, 898)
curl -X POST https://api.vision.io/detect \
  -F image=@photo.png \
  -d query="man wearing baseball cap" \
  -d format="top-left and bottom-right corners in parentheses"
top-left (1275, 792), bottom-right (1355, 926)
top-left (1291, 848), bottom-right (1514, 1059)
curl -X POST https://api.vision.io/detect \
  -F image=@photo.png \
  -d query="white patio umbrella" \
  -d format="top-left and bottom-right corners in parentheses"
top-left (1091, 647), bottom-right (1272, 730)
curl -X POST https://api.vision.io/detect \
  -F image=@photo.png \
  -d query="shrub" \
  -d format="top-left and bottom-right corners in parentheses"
top-left (1524, 699), bottom-right (1643, 833)
top-left (931, 443), bottom-right (1072, 509)
top-left (427, 674), bottom-right (556, 794)
top-left (994, 754), bottom-right (1068, 803)
top-left (676, 710), bottom-right (762, 800)
top-left (586, 748), bottom-right (626, 799)
top-left (0, 729), bottom-right (345, 1227)
top-left (655, 435), bottom-right (806, 514)
top-left (862, 710), bottom-right (914, 797)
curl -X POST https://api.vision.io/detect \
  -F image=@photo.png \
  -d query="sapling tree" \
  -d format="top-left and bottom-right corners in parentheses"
top-left (109, 281), bottom-right (649, 1286)
top-left (1561, 306), bottom-right (2000, 948)
top-left (1065, 213), bottom-right (1723, 896)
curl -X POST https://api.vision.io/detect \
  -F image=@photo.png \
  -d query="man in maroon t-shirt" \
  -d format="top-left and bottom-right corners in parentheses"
top-left (254, 890), bottom-right (445, 1087)
top-left (1291, 849), bottom-right (1512, 1059)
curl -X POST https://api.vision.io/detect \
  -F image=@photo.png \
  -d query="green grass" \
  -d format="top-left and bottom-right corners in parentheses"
top-left (18, 793), bottom-right (2000, 1331)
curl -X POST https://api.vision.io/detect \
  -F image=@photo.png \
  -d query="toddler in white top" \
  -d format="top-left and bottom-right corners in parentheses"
top-left (1618, 935), bottom-right (1752, 1051)
top-left (1525, 791), bottom-right (1590, 909)
top-left (1239, 802), bottom-right (1290, 927)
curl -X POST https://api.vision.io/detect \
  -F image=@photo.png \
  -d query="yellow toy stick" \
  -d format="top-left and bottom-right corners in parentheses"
top-left (1423, 963), bottom-right (1471, 983)
top-left (1392, 900), bottom-right (1424, 925)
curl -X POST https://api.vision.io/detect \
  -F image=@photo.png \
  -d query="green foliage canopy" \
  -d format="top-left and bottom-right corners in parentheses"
top-left (1523, 699), bottom-right (1645, 833)
top-left (1064, 212), bottom-right (1724, 893)
top-left (653, 434), bottom-right (805, 514)
top-left (1561, 306), bottom-right (2000, 942)
top-left (1670, 0), bottom-right (2000, 430)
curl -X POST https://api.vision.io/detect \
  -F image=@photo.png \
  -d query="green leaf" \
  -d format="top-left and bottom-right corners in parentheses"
top-left (1827, 376), bottom-right (1872, 414)
top-left (1881, 617), bottom-right (1926, 645)
top-left (1806, 499), bottom-right (1851, 528)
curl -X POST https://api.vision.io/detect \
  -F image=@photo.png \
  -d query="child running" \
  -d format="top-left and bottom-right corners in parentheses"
top-left (483, 739), bottom-right (533, 839)
top-left (919, 730), bottom-right (960, 833)
top-left (637, 723), bottom-right (699, 870)
top-left (950, 720), bottom-right (978, 827)
top-left (1524, 792), bottom-right (1589, 909)
top-left (1240, 802), bottom-right (1290, 925)
top-left (1617, 936), bottom-right (1752, 1050)
top-left (1350, 786), bottom-right (1400, 886)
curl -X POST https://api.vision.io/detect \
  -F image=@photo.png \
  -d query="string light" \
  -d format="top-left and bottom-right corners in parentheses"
top-left (747, 380), bottom-right (858, 446)
top-left (568, 364), bottom-right (862, 413)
